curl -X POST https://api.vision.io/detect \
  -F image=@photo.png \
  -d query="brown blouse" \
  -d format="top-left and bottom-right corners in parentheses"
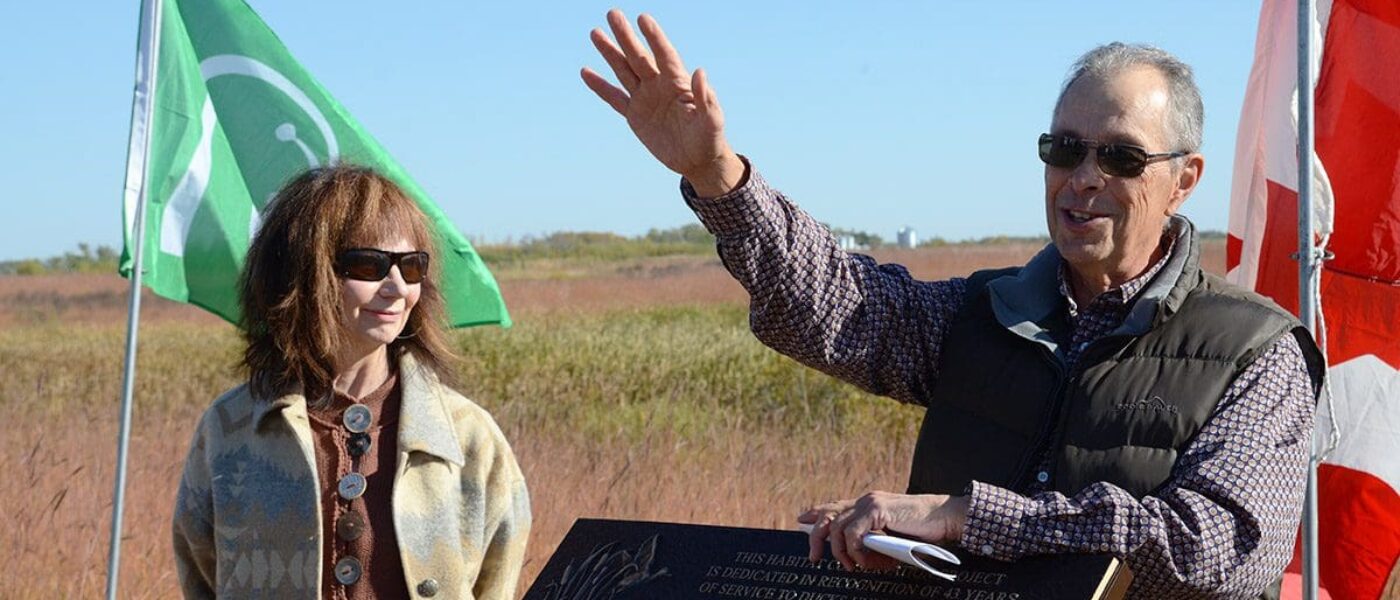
top-left (307, 374), bottom-right (410, 600)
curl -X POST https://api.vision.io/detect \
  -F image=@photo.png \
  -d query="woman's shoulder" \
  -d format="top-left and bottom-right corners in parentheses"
top-left (213, 381), bottom-right (254, 405)
top-left (431, 384), bottom-right (511, 445)
top-left (188, 382), bottom-right (258, 436)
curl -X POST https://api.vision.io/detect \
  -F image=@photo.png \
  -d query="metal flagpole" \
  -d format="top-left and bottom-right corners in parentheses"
top-left (106, 0), bottom-right (163, 597)
top-left (1296, 0), bottom-right (1321, 599)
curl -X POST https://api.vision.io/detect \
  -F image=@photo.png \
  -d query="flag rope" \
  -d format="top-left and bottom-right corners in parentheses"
top-left (1310, 236), bottom-right (1341, 463)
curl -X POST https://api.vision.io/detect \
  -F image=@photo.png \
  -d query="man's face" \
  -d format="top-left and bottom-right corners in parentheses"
top-left (1045, 66), bottom-right (1200, 284)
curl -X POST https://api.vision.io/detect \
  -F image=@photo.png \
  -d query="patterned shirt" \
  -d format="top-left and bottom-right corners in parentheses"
top-left (683, 163), bottom-right (1316, 599)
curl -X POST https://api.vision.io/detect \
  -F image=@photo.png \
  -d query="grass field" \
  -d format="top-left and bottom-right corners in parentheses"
top-left (1, 241), bottom-right (1225, 597)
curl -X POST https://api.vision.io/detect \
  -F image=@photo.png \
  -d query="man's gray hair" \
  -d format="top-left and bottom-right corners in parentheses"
top-left (1054, 43), bottom-right (1204, 154)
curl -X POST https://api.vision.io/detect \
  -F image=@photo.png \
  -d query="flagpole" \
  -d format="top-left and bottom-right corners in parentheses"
top-left (1296, 0), bottom-right (1321, 599)
top-left (106, 0), bottom-right (162, 598)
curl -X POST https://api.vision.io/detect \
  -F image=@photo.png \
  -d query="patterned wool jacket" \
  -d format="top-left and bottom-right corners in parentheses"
top-left (173, 353), bottom-right (531, 599)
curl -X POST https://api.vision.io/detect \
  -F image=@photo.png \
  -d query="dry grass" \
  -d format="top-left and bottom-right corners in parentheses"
top-left (10, 407), bottom-right (198, 598)
top-left (0, 241), bottom-right (1226, 598)
top-left (5, 408), bottom-right (918, 598)
top-left (2, 317), bottom-right (919, 598)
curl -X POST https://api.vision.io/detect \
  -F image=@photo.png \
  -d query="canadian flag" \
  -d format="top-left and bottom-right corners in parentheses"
top-left (1229, 0), bottom-right (1400, 598)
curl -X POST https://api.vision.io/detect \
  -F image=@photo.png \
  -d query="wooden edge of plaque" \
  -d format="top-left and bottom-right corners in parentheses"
top-left (1090, 557), bottom-right (1133, 600)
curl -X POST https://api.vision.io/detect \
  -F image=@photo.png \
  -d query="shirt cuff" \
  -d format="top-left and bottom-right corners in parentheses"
top-left (960, 480), bottom-right (1037, 561)
top-left (680, 155), bottom-right (770, 237)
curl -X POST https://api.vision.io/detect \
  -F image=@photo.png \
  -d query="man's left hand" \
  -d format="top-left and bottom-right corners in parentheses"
top-left (797, 492), bottom-right (969, 571)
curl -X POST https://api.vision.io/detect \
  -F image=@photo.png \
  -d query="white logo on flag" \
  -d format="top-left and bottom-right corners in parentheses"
top-left (161, 55), bottom-right (340, 257)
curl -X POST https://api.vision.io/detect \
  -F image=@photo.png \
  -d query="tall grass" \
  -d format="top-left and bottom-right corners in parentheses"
top-left (2, 308), bottom-right (922, 598)
top-left (459, 306), bottom-right (921, 440)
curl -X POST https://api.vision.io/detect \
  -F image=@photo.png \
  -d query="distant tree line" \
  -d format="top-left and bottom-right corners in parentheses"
top-left (1, 227), bottom-right (1230, 275)
top-left (474, 224), bottom-right (717, 265)
top-left (0, 243), bottom-right (120, 275)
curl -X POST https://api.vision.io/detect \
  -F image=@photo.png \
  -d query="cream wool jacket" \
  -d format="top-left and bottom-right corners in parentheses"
top-left (173, 353), bottom-right (531, 599)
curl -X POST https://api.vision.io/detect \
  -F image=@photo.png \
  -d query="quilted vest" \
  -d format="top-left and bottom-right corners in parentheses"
top-left (907, 221), bottom-right (1323, 500)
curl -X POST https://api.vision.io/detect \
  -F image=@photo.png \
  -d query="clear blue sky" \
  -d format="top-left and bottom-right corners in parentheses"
top-left (0, 1), bottom-right (1266, 261)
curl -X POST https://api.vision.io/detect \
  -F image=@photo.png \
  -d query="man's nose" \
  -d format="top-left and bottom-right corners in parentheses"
top-left (1069, 150), bottom-right (1106, 195)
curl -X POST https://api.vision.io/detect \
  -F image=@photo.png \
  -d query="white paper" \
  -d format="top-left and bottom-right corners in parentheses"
top-left (797, 523), bottom-right (960, 581)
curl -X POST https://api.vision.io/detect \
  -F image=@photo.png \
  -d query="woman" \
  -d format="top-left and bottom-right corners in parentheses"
top-left (173, 165), bottom-right (530, 599)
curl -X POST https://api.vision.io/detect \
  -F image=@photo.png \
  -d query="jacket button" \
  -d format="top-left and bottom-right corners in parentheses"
top-left (1036, 471), bottom-right (1050, 483)
top-left (336, 511), bottom-right (365, 541)
top-left (348, 432), bottom-right (372, 457)
top-left (416, 578), bottom-right (440, 597)
top-left (338, 473), bottom-right (367, 500)
top-left (334, 557), bottom-right (362, 585)
top-left (343, 403), bottom-right (373, 432)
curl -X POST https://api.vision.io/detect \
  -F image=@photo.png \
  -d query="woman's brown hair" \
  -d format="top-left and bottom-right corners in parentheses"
top-left (239, 165), bottom-right (457, 401)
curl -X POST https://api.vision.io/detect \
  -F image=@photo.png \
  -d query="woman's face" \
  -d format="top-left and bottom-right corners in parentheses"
top-left (338, 236), bottom-right (423, 357)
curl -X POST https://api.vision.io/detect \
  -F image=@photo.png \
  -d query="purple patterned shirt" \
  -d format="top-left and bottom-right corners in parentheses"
top-left (683, 163), bottom-right (1315, 599)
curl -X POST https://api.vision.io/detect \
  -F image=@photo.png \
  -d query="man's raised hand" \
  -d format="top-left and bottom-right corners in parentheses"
top-left (581, 9), bottom-right (745, 197)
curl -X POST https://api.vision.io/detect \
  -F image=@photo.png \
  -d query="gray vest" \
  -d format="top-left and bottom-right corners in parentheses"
top-left (908, 222), bottom-right (1323, 496)
top-left (906, 223), bottom-right (1323, 599)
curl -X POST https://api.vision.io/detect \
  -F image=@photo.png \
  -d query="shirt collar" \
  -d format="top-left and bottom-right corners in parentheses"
top-left (985, 215), bottom-right (1197, 354)
top-left (251, 388), bottom-right (302, 430)
top-left (1057, 232), bottom-right (1178, 315)
top-left (395, 352), bottom-right (466, 466)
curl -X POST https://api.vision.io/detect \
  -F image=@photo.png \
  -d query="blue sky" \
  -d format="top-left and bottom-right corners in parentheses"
top-left (0, 1), bottom-right (1266, 261)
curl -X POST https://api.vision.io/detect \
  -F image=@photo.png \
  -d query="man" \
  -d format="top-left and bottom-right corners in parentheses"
top-left (582, 10), bottom-right (1324, 598)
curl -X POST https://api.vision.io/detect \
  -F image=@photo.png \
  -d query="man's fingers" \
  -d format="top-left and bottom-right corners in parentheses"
top-left (589, 28), bottom-right (639, 92)
top-left (843, 520), bottom-right (871, 568)
top-left (693, 68), bottom-right (717, 113)
top-left (638, 13), bottom-right (686, 78)
top-left (801, 499), bottom-right (857, 566)
top-left (580, 68), bottom-right (629, 115)
top-left (828, 517), bottom-right (852, 569)
top-left (805, 512), bottom-right (832, 563)
top-left (606, 9), bottom-right (659, 79)
top-left (806, 528), bottom-right (824, 563)
top-left (691, 68), bottom-right (706, 108)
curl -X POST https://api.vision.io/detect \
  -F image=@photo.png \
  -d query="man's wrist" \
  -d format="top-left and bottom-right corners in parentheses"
top-left (943, 495), bottom-right (970, 542)
top-left (682, 151), bottom-right (747, 198)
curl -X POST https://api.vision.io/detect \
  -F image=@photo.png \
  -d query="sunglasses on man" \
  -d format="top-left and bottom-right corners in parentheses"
top-left (335, 249), bottom-right (430, 284)
top-left (1038, 133), bottom-right (1188, 178)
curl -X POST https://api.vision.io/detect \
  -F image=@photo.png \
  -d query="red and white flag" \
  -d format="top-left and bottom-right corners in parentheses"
top-left (1229, 0), bottom-right (1400, 597)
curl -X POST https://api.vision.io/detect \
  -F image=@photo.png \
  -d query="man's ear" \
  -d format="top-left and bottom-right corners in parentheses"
top-left (1167, 153), bottom-right (1205, 215)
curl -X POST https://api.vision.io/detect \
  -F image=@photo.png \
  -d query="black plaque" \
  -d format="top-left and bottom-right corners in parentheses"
top-left (525, 519), bottom-right (1130, 600)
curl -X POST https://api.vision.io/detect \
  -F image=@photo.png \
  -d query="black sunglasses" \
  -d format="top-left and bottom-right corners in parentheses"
top-left (1038, 133), bottom-right (1188, 177)
top-left (335, 249), bottom-right (430, 284)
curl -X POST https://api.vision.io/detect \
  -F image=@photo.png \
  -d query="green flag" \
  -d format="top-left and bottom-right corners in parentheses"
top-left (119, 0), bottom-right (510, 328)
